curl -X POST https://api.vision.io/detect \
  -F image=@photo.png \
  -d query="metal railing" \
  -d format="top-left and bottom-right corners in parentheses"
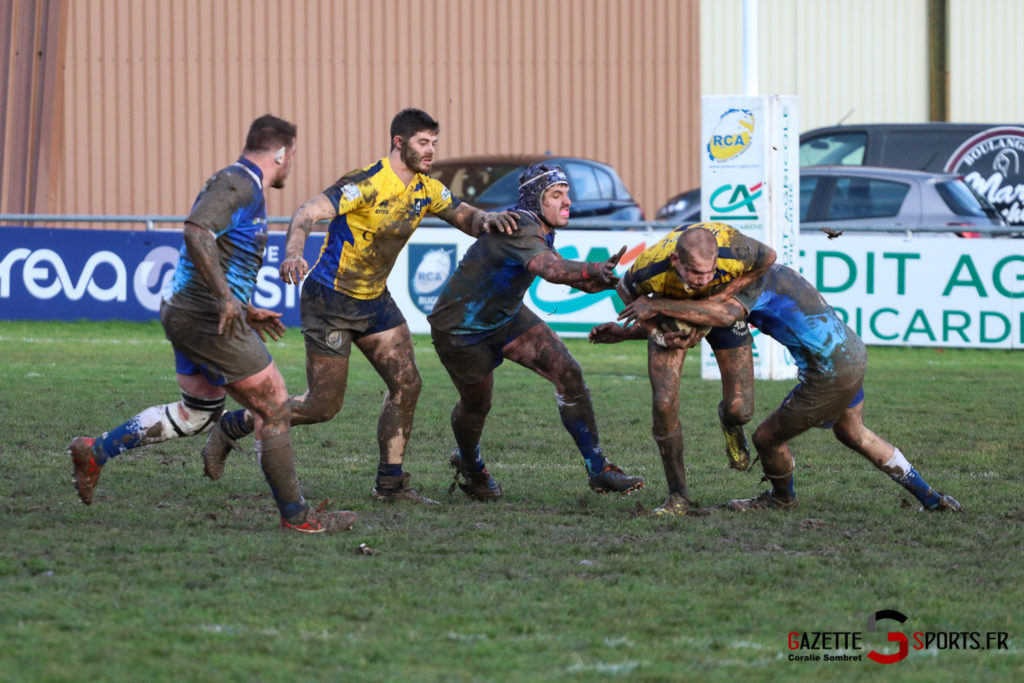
top-left (1, 213), bottom-right (1019, 237)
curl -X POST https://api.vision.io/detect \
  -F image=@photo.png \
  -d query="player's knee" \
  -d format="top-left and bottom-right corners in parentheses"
top-left (721, 398), bottom-right (753, 426)
top-left (833, 423), bottom-right (866, 451)
top-left (299, 399), bottom-right (342, 425)
top-left (172, 393), bottom-right (226, 437)
top-left (652, 394), bottom-right (679, 423)
top-left (751, 423), bottom-right (777, 454)
top-left (390, 366), bottom-right (422, 402)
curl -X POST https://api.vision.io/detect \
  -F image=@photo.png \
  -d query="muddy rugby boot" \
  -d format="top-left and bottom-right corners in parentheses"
top-left (719, 402), bottom-right (752, 472)
top-left (201, 421), bottom-right (241, 481)
top-left (448, 451), bottom-right (503, 501)
top-left (281, 502), bottom-right (357, 534)
top-left (372, 472), bottom-right (439, 505)
top-left (727, 489), bottom-right (799, 512)
top-left (923, 493), bottom-right (963, 513)
top-left (588, 463), bottom-right (644, 494)
top-left (69, 437), bottom-right (102, 505)
top-left (653, 492), bottom-right (689, 516)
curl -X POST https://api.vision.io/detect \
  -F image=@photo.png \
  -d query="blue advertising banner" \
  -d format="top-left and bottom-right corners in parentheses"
top-left (0, 226), bottom-right (321, 326)
top-left (4, 226), bottom-right (1023, 350)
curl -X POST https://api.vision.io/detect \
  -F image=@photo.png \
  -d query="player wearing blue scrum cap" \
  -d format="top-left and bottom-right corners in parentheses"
top-left (428, 163), bottom-right (644, 500)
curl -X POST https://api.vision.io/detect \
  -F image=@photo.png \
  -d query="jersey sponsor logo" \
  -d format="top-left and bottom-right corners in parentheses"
top-left (408, 243), bottom-right (456, 314)
top-left (945, 126), bottom-right (1024, 225)
top-left (707, 108), bottom-right (755, 162)
top-left (341, 183), bottom-right (361, 202)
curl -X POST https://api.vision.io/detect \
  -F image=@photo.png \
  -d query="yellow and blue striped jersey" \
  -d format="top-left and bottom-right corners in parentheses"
top-left (308, 157), bottom-right (459, 299)
top-left (622, 222), bottom-right (769, 300)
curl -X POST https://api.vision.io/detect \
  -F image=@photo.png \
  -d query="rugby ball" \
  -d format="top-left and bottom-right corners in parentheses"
top-left (653, 315), bottom-right (711, 345)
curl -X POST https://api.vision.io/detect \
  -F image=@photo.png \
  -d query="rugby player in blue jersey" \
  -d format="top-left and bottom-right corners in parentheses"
top-left (201, 109), bottom-right (519, 504)
top-left (616, 227), bottom-right (962, 513)
top-left (69, 115), bottom-right (357, 533)
top-left (428, 164), bottom-right (643, 500)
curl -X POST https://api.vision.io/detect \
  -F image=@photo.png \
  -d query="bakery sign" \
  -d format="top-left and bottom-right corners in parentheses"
top-left (945, 126), bottom-right (1024, 225)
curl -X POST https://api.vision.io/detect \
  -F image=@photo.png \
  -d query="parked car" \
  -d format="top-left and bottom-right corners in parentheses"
top-left (797, 122), bottom-right (1022, 171)
top-left (428, 154), bottom-right (644, 223)
top-left (655, 166), bottom-right (1007, 236)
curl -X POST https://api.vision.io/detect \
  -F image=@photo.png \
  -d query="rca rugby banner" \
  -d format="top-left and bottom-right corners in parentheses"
top-left (3, 227), bottom-right (1023, 351)
top-left (700, 94), bottom-right (800, 379)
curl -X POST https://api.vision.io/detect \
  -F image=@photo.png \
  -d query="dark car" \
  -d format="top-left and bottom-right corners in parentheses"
top-left (428, 154), bottom-right (644, 223)
top-left (656, 166), bottom-right (1006, 236)
top-left (797, 122), bottom-right (1021, 171)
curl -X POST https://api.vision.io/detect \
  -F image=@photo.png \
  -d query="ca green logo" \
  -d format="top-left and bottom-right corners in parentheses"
top-left (866, 609), bottom-right (910, 664)
top-left (709, 182), bottom-right (762, 221)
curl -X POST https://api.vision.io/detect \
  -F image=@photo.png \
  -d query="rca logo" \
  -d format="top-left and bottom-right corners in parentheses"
top-left (707, 108), bottom-right (755, 162)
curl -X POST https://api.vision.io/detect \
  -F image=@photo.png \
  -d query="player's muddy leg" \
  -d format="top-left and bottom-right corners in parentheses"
top-left (201, 348), bottom-right (349, 479)
top-left (446, 374), bottom-right (502, 501)
top-left (288, 350), bottom-right (350, 425)
top-left (833, 402), bottom-right (960, 511)
top-left (357, 325), bottom-right (435, 504)
top-left (726, 412), bottom-right (800, 511)
top-left (715, 344), bottom-right (754, 471)
top-left (506, 325), bottom-right (604, 471)
top-left (357, 325), bottom-right (421, 467)
top-left (449, 374), bottom-right (493, 459)
top-left (227, 362), bottom-right (310, 522)
top-left (506, 325), bottom-right (643, 494)
top-left (648, 342), bottom-right (688, 504)
top-left (751, 413), bottom-right (797, 497)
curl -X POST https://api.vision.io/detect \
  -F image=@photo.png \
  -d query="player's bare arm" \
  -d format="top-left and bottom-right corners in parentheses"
top-left (621, 295), bottom-right (745, 329)
top-left (183, 222), bottom-right (246, 337)
top-left (280, 193), bottom-right (336, 284)
top-left (437, 202), bottom-right (519, 237)
top-left (526, 245), bottom-right (625, 291)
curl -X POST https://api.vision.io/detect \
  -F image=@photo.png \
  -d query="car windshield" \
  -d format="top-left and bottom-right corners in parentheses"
top-left (800, 132), bottom-right (867, 166)
top-left (935, 179), bottom-right (1002, 219)
top-left (430, 163), bottom-right (521, 203)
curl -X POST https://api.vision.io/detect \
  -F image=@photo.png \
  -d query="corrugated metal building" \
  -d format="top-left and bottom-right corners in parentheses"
top-left (2, 0), bottom-right (1022, 224)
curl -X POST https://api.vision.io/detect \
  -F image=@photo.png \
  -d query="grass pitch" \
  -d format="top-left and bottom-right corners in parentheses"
top-left (1, 320), bottom-right (1022, 681)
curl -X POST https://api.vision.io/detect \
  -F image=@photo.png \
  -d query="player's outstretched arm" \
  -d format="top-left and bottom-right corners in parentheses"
top-left (281, 193), bottom-right (335, 284)
top-left (437, 203), bottom-right (519, 237)
top-left (621, 295), bottom-right (745, 330)
top-left (589, 322), bottom-right (648, 344)
top-left (525, 245), bottom-right (626, 292)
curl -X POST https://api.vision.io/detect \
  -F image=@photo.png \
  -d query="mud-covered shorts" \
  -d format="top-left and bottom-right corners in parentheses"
top-left (775, 343), bottom-right (868, 433)
top-left (300, 278), bottom-right (406, 358)
top-left (431, 307), bottom-right (543, 386)
top-left (160, 300), bottom-right (272, 386)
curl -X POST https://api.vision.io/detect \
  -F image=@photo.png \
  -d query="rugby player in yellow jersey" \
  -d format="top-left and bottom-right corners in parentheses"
top-left (590, 224), bottom-right (775, 515)
top-left (201, 108), bottom-right (518, 503)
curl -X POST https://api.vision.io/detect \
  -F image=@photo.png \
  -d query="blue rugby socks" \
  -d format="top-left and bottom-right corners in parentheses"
top-left (884, 448), bottom-right (941, 508)
top-left (220, 409), bottom-right (254, 440)
top-left (455, 444), bottom-right (485, 472)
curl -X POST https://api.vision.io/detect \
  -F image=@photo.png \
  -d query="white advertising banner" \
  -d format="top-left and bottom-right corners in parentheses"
top-left (390, 229), bottom-right (1024, 352)
top-left (699, 94), bottom-right (800, 379)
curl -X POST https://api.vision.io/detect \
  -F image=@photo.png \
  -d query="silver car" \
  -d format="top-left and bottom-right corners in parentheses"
top-left (657, 166), bottom-right (1008, 237)
top-left (800, 165), bottom-right (1006, 237)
